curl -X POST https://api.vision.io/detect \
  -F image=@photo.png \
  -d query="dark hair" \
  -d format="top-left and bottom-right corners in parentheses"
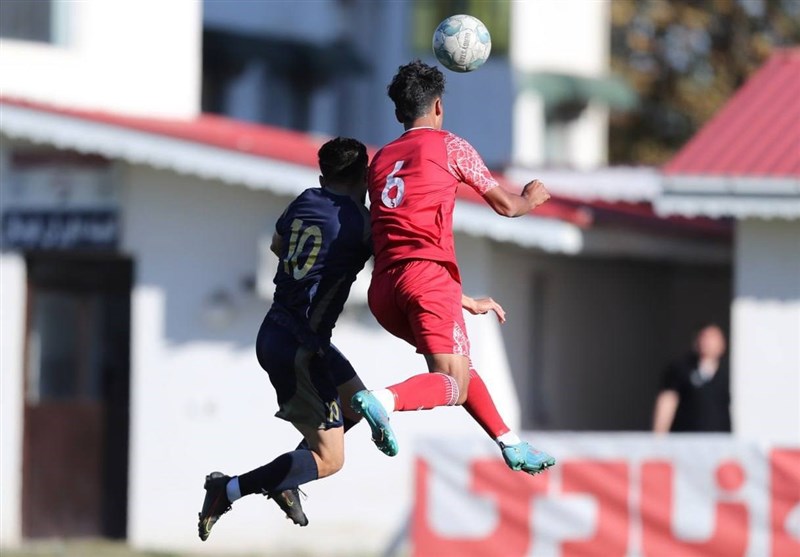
top-left (695, 322), bottom-right (723, 335)
top-left (387, 60), bottom-right (446, 123)
top-left (318, 137), bottom-right (368, 183)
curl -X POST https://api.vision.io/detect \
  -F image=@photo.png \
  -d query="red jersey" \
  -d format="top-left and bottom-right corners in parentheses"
top-left (368, 128), bottom-right (498, 282)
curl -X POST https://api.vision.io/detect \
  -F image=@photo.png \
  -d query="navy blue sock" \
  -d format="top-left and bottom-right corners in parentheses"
top-left (237, 449), bottom-right (319, 496)
top-left (294, 416), bottom-right (358, 451)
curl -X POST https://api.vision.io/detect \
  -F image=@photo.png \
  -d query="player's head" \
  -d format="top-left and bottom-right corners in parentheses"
top-left (388, 60), bottom-right (446, 129)
top-left (693, 323), bottom-right (726, 360)
top-left (318, 137), bottom-right (368, 195)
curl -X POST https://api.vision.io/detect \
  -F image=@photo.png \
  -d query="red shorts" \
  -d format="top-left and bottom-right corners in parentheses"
top-left (368, 259), bottom-right (470, 356)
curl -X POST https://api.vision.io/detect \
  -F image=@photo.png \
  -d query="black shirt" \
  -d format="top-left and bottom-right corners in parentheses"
top-left (662, 353), bottom-right (731, 433)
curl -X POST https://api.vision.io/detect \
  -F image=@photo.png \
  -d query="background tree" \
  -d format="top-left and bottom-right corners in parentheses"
top-left (609, 0), bottom-right (800, 164)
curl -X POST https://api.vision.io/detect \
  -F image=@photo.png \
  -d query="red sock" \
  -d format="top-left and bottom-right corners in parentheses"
top-left (388, 372), bottom-right (459, 411)
top-left (463, 368), bottom-right (510, 438)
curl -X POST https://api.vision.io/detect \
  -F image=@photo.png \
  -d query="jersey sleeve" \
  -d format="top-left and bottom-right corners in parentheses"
top-left (444, 132), bottom-right (499, 195)
top-left (275, 197), bottom-right (298, 236)
top-left (274, 213), bottom-right (287, 239)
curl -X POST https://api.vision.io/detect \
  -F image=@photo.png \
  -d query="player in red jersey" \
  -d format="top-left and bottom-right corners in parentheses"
top-left (351, 60), bottom-right (555, 474)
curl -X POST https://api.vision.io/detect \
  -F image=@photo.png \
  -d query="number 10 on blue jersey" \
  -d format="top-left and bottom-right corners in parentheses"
top-left (284, 218), bottom-right (323, 280)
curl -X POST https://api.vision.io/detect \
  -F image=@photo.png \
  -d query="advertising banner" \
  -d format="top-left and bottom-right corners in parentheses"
top-left (412, 434), bottom-right (800, 557)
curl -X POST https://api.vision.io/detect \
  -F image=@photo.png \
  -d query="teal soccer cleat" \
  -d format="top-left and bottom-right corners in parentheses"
top-left (351, 390), bottom-right (399, 457)
top-left (501, 442), bottom-right (556, 475)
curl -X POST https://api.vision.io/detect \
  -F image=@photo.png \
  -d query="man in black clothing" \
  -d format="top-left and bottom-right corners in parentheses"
top-left (653, 324), bottom-right (731, 433)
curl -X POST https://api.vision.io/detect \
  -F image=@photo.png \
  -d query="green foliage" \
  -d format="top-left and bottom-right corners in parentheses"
top-left (609, 0), bottom-right (800, 164)
top-left (412, 0), bottom-right (510, 55)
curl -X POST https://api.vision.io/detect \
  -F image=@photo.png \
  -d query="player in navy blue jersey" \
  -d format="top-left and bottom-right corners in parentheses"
top-left (198, 138), bottom-right (372, 540)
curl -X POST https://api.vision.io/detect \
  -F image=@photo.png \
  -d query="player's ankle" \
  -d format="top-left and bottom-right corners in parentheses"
top-left (373, 389), bottom-right (396, 413)
top-left (495, 431), bottom-right (521, 448)
top-left (226, 476), bottom-right (242, 502)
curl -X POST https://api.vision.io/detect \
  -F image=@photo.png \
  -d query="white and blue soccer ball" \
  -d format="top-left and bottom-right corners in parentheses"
top-left (432, 14), bottom-right (492, 73)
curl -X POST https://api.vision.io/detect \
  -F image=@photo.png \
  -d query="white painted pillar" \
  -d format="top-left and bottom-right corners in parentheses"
top-left (732, 219), bottom-right (800, 443)
top-left (0, 252), bottom-right (26, 546)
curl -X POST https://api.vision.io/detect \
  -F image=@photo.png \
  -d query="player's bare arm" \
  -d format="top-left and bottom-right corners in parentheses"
top-left (462, 294), bottom-right (507, 324)
top-left (483, 179), bottom-right (551, 218)
top-left (652, 389), bottom-right (679, 434)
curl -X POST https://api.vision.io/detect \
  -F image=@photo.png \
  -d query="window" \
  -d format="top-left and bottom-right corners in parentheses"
top-left (0, 0), bottom-right (67, 45)
top-left (26, 291), bottom-right (104, 402)
top-left (412, 0), bottom-right (510, 56)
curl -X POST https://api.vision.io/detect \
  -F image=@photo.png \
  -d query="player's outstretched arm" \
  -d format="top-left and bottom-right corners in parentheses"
top-left (462, 294), bottom-right (507, 323)
top-left (483, 179), bottom-right (551, 218)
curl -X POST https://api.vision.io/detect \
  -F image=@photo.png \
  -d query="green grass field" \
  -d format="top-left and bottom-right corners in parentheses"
top-left (0, 539), bottom-right (293, 557)
top-left (1, 540), bottom-right (383, 557)
top-left (0, 540), bottom-right (183, 557)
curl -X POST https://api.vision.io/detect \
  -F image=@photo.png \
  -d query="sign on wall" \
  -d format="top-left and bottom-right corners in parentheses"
top-left (412, 435), bottom-right (800, 557)
top-left (1, 152), bottom-right (118, 250)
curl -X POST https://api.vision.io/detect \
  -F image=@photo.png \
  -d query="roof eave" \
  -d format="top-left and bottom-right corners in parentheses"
top-left (505, 166), bottom-right (662, 203)
top-left (659, 174), bottom-right (800, 220)
top-left (656, 193), bottom-right (800, 220)
top-left (0, 102), bottom-right (319, 196)
top-left (664, 175), bottom-right (800, 195)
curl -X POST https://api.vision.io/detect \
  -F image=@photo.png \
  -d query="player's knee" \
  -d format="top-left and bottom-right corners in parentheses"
top-left (455, 374), bottom-right (470, 405)
top-left (435, 370), bottom-right (468, 406)
top-left (317, 452), bottom-right (344, 478)
top-left (329, 452), bottom-right (345, 475)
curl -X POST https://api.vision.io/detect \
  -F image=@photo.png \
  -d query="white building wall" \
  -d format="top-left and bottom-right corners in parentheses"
top-left (456, 234), bottom-right (521, 431)
top-left (0, 0), bottom-right (201, 118)
top-left (510, 0), bottom-right (610, 168)
top-left (732, 220), bottom-right (800, 444)
top-left (0, 252), bottom-right (25, 547)
top-left (0, 143), bottom-right (24, 547)
top-left (122, 164), bottom-right (289, 551)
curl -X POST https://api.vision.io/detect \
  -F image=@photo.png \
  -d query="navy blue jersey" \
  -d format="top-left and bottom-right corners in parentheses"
top-left (269, 187), bottom-right (371, 349)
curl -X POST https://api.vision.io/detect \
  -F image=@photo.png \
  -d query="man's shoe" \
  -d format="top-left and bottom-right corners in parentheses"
top-left (351, 390), bottom-right (399, 457)
top-left (198, 471), bottom-right (232, 541)
top-left (501, 442), bottom-right (555, 475)
top-left (265, 488), bottom-right (309, 527)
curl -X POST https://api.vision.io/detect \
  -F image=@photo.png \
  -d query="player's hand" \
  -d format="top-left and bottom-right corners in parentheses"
top-left (522, 179), bottom-right (550, 209)
top-left (464, 296), bottom-right (506, 324)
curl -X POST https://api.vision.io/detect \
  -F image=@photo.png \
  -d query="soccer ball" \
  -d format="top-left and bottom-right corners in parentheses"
top-left (432, 14), bottom-right (492, 73)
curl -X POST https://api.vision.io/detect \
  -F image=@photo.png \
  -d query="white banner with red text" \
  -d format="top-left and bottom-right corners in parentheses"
top-left (411, 434), bottom-right (800, 557)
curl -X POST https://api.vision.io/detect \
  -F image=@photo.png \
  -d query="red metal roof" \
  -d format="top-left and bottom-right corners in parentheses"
top-left (0, 96), bottom-right (727, 236)
top-left (1, 96), bottom-right (325, 168)
top-left (664, 48), bottom-right (800, 178)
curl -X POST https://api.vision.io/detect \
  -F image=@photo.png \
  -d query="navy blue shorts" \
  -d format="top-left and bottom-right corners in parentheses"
top-left (255, 315), bottom-right (356, 430)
